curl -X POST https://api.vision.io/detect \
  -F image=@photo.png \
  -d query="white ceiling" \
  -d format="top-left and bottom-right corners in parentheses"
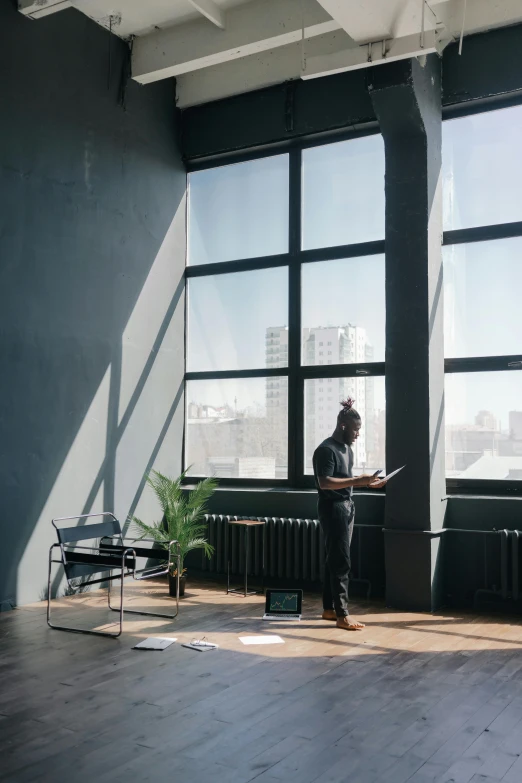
top-left (74, 0), bottom-right (255, 37)
top-left (19, 0), bottom-right (522, 107)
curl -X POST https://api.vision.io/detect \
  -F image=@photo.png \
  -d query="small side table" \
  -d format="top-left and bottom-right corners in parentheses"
top-left (227, 519), bottom-right (265, 597)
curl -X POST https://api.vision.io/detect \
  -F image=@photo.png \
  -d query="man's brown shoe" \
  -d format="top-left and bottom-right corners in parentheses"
top-left (336, 615), bottom-right (365, 631)
top-left (322, 609), bottom-right (337, 621)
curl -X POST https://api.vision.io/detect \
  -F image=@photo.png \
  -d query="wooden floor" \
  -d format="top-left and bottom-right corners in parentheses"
top-left (2, 582), bottom-right (522, 783)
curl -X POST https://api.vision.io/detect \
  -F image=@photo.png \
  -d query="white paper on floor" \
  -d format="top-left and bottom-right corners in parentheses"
top-left (239, 635), bottom-right (285, 645)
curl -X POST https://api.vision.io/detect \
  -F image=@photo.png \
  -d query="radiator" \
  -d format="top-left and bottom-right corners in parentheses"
top-left (474, 528), bottom-right (522, 606)
top-left (198, 515), bottom-right (326, 582)
top-left (194, 515), bottom-right (381, 598)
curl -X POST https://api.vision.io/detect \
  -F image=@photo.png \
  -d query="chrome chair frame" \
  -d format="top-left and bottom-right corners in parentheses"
top-left (47, 512), bottom-right (181, 639)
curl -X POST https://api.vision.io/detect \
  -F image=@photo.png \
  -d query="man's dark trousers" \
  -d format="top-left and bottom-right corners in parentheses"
top-left (318, 498), bottom-right (355, 617)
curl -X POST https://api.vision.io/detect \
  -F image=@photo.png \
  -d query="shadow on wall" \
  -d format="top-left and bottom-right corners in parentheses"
top-left (0, 4), bottom-right (186, 609)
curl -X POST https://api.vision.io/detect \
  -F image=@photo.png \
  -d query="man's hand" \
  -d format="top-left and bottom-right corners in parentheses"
top-left (356, 474), bottom-right (379, 487)
top-left (355, 475), bottom-right (388, 488)
top-left (368, 477), bottom-right (388, 489)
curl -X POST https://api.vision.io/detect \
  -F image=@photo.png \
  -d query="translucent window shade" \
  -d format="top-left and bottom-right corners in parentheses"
top-left (302, 135), bottom-right (385, 250)
top-left (445, 372), bottom-right (522, 480)
top-left (187, 267), bottom-right (288, 372)
top-left (304, 376), bottom-right (385, 475)
top-left (444, 238), bottom-right (522, 359)
top-left (185, 378), bottom-right (288, 479)
top-left (188, 155), bottom-right (289, 265)
top-left (301, 255), bottom-right (385, 365)
top-left (443, 105), bottom-right (522, 231)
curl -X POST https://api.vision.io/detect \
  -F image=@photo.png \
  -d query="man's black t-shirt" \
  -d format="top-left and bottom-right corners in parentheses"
top-left (313, 437), bottom-right (354, 502)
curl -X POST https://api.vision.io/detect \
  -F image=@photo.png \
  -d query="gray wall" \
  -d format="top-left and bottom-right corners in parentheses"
top-left (0, 3), bottom-right (186, 608)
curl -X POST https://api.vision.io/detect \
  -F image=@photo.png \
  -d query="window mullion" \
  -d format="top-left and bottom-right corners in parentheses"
top-left (443, 221), bottom-right (522, 247)
top-left (288, 149), bottom-right (302, 485)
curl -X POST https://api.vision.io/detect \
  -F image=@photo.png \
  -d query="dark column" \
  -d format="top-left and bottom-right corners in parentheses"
top-left (368, 55), bottom-right (446, 611)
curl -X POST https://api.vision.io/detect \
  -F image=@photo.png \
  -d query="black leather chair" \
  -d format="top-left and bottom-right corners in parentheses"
top-left (47, 512), bottom-right (180, 638)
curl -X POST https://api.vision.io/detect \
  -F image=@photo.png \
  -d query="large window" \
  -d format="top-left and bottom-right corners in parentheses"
top-left (443, 105), bottom-right (522, 487)
top-left (185, 136), bottom-right (386, 483)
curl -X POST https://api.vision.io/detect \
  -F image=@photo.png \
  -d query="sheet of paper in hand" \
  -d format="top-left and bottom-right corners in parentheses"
top-left (382, 465), bottom-right (406, 481)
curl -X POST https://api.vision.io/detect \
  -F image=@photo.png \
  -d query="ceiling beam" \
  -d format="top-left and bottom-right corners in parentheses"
top-left (187, 0), bottom-right (225, 30)
top-left (314, 0), bottom-right (441, 43)
top-left (18, 0), bottom-right (71, 19)
top-left (177, 30), bottom-right (355, 107)
top-left (392, 0), bottom-right (440, 38)
top-left (315, 0), bottom-right (395, 42)
top-left (132, 0), bottom-right (342, 84)
top-left (302, 29), bottom-right (448, 80)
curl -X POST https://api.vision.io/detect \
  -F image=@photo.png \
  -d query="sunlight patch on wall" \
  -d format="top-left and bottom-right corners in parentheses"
top-left (17, 367), bottom-right (111, 605)
top-left (119, 196), bottom-right (186, 421)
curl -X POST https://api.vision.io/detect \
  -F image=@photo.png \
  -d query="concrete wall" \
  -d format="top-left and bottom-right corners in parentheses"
top-left (0, 3), bottom-right (186, 608)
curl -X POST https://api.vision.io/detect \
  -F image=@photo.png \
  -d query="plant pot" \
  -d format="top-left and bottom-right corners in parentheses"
top-left (169, 573), bottom-right (186, 598)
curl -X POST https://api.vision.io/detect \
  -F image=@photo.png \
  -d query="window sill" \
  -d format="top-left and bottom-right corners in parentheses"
top-left (182, 484), bottom-right (386, 497)
top-left (182, 481), bottom-right (522, 499)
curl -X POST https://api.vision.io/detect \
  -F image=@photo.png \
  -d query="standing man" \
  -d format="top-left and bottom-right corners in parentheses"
top-left (313, 398), bottom-right (386, 631)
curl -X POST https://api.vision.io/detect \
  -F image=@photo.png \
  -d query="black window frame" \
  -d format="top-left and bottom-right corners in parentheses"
top-left (183, 128), bottom-right (386, 489)
top-left (183, 101), bottom-right (522, 496)
top-left (442, 100), bottom-right (522, 496)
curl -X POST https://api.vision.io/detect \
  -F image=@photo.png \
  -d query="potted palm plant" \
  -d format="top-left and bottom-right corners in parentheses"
top-left (131, 469), bottom-right (217, 597)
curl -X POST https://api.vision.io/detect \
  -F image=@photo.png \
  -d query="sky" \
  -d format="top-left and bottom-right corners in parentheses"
top-left (187, 267), bottom-right (288, 372)
top-left (188, 154), bottom-right (288, 266)
top-left (186, 104), bottom-right (522, 437)
top-left (301, 135), bottom-right (385, 249)
top-left (445, 372), bottom-right (521, 432)
top-left (442, 105), bottom-right (522, 230)
top-left (443, 238), bottom-right (522, 360)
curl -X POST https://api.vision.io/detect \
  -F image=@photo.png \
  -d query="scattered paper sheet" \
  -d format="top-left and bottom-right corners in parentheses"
top-left (239, 635), bottom-right (285, 645)
top-left (133, 637), bottom-right (176, 651)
